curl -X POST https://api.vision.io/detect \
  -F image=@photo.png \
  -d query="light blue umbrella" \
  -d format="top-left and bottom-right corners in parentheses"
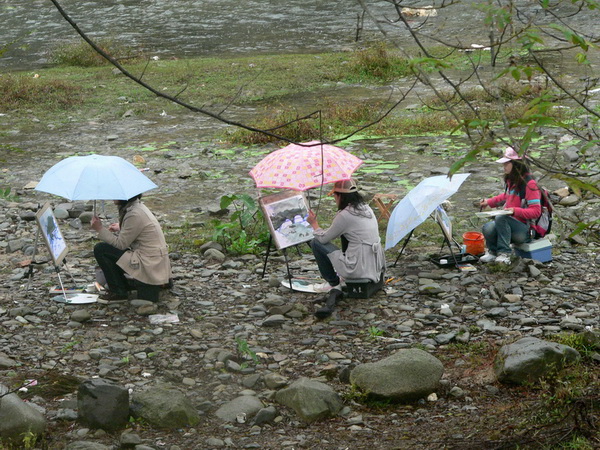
top-left (35, 154), bottom-right (157, 201)
top-left (385, 173), bottom-right (470, 250)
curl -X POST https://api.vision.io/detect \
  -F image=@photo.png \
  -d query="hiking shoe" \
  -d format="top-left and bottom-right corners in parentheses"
top-left (314, 288), bottom-right (343, 319)
top-left (495, 254), bottom-right (511, 265)
top-left (479, 252), bottom-right (497, 263)
top-left (313, 281), bottom-right (340, 293)
top-left (99, 291), bottom-right (128, 301)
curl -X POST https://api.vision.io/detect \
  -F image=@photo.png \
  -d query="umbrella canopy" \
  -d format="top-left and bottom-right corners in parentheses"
top-left (35, 154), bottom-right (157, 201)
top-left (385, 173), bottom-right (470, 250)
top-left (249, 141), bottom-right (363, 191)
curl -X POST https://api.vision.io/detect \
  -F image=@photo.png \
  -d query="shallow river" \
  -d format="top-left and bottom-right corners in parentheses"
top-left (6, 0), bottom-right (595, 71)
top-left (2, 0), bottom-right (377, 71)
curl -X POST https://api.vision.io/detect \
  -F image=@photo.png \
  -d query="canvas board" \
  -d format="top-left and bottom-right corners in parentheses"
top-left (433, 205), bottom-right (453, 242)
top-left (475, 210), bottom-right (513, 218)
top-left (35, 202), bottom-right (68, 266)
top-left (259, 191), bottom-right (313, 250)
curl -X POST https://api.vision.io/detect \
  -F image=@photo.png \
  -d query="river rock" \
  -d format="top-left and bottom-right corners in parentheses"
top-left (0, 383), bottom-right (46, 442)
top-left (494, 337), bottom-right (580, 384)
top-left (275, 378), bottom-right (343, 423)
top-left (77, 378), bottom-right (130, 432)
top-left (214, 395), bottom-right (264, 423)
top-left (130, 384), bottom-right (200, 428)
top-left (349, 348), bottom-right (444, 402)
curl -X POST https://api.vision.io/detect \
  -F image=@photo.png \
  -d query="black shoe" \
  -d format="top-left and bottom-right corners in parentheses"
top-left (99, 291), bottom-right (128, 302)
top-left (314, 289), bottom-right (343, 320)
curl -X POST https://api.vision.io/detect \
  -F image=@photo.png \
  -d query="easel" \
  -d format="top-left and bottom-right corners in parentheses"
top-left (260, 234), bottom-right (298, 282)
top-left (258, 190), bottom-right (313, 283)
top-left (25, 225), bottom-right (77, 302)
top-left (392, 206), bottom-right (462, 269)
top-left (27, 202), bottom-right (98, 303)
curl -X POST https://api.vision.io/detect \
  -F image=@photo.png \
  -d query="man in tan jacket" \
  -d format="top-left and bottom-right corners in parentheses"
top-left (91, 195), bottom-right (171, 302)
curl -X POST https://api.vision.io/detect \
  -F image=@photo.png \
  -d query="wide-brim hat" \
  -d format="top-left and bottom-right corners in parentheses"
top-left (496, 147), bottom-right (522, 163)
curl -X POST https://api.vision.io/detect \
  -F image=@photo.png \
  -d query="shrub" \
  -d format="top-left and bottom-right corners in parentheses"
top-left (350, 42), bottom-right (411, 81)
top-left (49, 38), bottom-right (142, 67)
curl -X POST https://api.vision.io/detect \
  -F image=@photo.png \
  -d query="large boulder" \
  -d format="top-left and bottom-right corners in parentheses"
top-left (77, 378), bottom-right (129, 432)
top-left (0, 383), bottom-right (46, 442)
top-left (494, 337), bottom-right (580, 384)
top-left (130, 384), bottom-right (200, 428)
top-left (350, 349), bottom-right (444, 402)
top-left (275, 378), bottom-right (343, 423)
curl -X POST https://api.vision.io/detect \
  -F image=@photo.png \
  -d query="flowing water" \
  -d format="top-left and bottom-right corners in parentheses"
top-left (2, 0), bottom-right (377, 71)
top-left (4, 0), bottom-right (598, 72)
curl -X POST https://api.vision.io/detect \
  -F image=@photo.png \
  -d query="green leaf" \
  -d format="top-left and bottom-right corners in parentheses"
top-left (448, 147), bottom-right (481, 176)
top-left (552, 174), bottom-right (600, 197)
top-left (511, 68), bottom-right (521, 81)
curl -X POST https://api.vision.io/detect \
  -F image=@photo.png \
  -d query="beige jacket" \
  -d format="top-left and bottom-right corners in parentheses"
top-left (98, 200), bottom-right (171, 285)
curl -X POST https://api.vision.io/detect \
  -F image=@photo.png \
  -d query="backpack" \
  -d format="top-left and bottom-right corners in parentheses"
top-left (517, 175), bottom-right (553, 239)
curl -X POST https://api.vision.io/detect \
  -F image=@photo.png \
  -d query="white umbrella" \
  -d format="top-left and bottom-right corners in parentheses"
top-left (385, 173), bottom-right (470, 250)
top-left (35, 154), bottom-right (157, 201)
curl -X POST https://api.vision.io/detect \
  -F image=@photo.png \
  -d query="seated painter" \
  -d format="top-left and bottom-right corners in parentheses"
top-left (306, 179), bottom-right (385, 319)
top-left (91, 194), bottom-right (171, 302)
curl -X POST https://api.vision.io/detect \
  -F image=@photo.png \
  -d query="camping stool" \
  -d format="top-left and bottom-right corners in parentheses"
top-left (371, 193), bottom-right (398, 220)
top-left (343, 274), bottom-right (384, 299)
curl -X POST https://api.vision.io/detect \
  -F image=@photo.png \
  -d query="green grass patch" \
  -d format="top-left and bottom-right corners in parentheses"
top-left (0, 73), bottom-right (83, 111)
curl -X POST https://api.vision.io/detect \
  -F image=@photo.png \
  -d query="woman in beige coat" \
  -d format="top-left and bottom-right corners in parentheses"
top-left (91, 195), bottom-right (171, 301)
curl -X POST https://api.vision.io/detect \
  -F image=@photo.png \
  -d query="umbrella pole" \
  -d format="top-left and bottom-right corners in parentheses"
top-left (392, 229), bottom-right (414, 267)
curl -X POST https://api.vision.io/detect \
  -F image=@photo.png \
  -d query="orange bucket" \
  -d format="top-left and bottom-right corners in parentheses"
top-left (463, 231), bottom-right (485, 255)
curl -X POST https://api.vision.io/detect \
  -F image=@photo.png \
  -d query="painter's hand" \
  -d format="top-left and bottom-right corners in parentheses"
top-left (504, 207), bottom-right (515, 215)
top-left (108, 223), bottom-right (120, 232)
top-left (479, 199), bottom-right (489, 209)
top-left (91, 216), bottom-right (103, 232)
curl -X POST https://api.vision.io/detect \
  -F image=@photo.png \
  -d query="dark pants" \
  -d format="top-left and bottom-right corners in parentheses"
top-left (94, 242), bottom-right (161, 301)
top-left (94, 242), bottom-right (128, 296)
top-left (310, 239), bottom-right (340, 286)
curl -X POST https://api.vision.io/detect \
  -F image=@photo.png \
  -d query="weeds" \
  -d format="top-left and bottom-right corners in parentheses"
top-left (211, 194), bottom-right (269, 255)
top-left (367, 326), bottom-right (385, 339)
top-left (49, 38), bottom-right (142, 67)
top-left (349, 42), bottom-right (412, 81)
top-left (235, 337), bottom-right (259, 366)
top-left (0, 187), bottom-right (18, 202)
top-left (226, 107), bottom-right (321, 146)
top-left (0, 74), bottom-right (83, 111)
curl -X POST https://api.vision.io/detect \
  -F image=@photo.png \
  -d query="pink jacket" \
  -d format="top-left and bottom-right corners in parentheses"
top-left (487, 178), bottom-right (542, 224)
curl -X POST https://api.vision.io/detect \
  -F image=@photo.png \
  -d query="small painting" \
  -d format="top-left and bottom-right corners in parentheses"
top-left (35, 203), bottom-right (68, 265)
top-left (259, 191), bottom-right (312, 250)
top-left (434, 205), bottom-right (452, 243)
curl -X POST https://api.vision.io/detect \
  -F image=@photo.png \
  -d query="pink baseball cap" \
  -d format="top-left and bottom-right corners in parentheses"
top-left (496, 147), bottom-right (522, 163)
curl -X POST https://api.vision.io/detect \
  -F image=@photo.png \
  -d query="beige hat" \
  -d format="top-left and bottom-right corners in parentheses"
top-left (332, 179), bottom-right (358, 193)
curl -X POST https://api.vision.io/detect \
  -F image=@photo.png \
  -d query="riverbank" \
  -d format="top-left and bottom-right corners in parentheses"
top-left (1, 48), bottom-right (599, 448)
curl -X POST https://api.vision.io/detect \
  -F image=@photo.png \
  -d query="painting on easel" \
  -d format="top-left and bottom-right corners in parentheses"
top-left (259, 191), bottom-right (313, 250)
top-left (35, 203), bottom-right (68, 266)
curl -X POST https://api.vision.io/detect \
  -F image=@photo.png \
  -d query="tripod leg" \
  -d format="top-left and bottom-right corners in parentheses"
top-left (261, 235), bottom-right (272, 279)
top-left (25, 226), bottom-right (41, 293)
top-left (393, 229), bottom-right (414, 267)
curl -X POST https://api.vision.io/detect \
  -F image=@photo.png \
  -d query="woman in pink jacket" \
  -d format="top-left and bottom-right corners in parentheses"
top-left (479, 147), bottom-right (541, 264)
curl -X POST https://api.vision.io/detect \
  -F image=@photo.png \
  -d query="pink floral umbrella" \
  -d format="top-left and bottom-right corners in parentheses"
top-left (249, 141), bottom-right (363, 191)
